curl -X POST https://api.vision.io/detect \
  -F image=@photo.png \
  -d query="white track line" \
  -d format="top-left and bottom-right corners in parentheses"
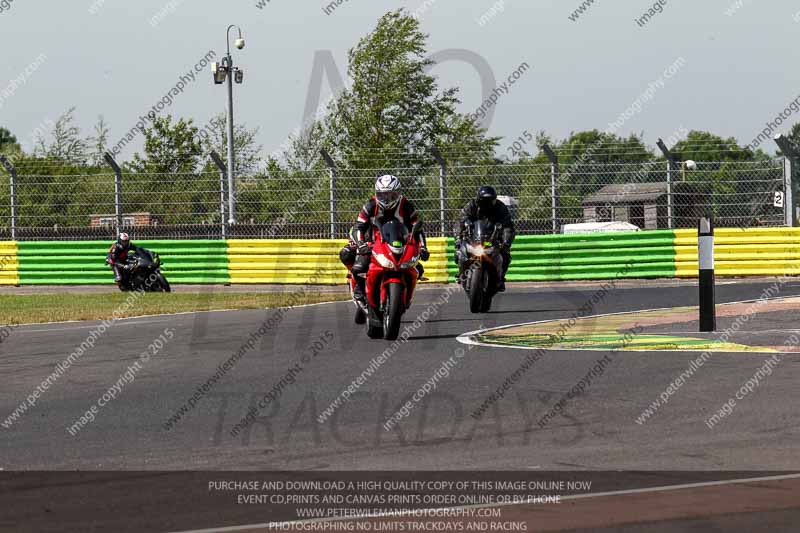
top-left (169, 472), bottom-right (800, 533)
top-left (456, 295), bottom-right (800, 353)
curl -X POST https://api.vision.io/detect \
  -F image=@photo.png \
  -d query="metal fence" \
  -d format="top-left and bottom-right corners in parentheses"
top-left (0, 152), bottom-right (791, 240)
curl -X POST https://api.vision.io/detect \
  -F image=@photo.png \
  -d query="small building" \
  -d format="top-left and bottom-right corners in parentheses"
top-left (582, 182), bottom-right (708, 229)
top-left (90, 212), bottom-right (159, 228)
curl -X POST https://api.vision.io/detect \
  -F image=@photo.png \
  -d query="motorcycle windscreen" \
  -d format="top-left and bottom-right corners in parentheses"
top-left (380, 220), bottom-right (408, 256)
top-left (472, 219), bottom-right (496, 244)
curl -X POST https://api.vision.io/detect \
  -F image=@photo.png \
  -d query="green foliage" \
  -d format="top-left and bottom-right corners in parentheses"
top-left (197, 113), bottom-right (263, 176)
top-left (671, 130), bottom-right (754, 165)
top-left (789, 122), bottom-right (800, 150)
top-left (0, 127), bottom-right (18, 153)
top-left (315, 9), bottom-right (498, 170)
top-left (33, 107), bottom-right (88, 162)
top-left (127, 115), bottom-right (202, 174)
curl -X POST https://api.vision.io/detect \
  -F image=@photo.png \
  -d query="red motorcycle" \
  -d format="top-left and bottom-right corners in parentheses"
top-left (365, 220), bottom-right (423, 340)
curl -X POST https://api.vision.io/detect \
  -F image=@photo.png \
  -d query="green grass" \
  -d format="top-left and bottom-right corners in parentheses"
top-left (0, 292), bottom-right (348, 325)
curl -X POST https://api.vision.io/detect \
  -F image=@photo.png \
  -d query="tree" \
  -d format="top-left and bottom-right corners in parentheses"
top-left (282, 121), bottom-right (327, 172)
top-left (789, 122), bottom-right (800, 150)
top-left (670, 130), bottom-right (754, 163)
top-left (126, 116), bottom-right (209, 225)
top-left (87, 115), bottom-right (111, 166)
top-left (197, 113), bottom-right (263, 176)
top-left (34, 107), bottom-right (88, 161)
top-left (319, 9), bottom-right (498, 169)
top-left (128, 115), bottom-right (202, 174)
top-left (0, 127), bottom-right (18, 154)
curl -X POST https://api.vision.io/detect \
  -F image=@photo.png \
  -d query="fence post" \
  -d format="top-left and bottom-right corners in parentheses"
top-left (656, 138), bottom-right (679, 229)
top-left (774, 134), bottom-right (800, 227)
top-left (209, 151), bottom-right (228, 239)
top-left (320, 149), bottom-right (337, 239)
top-left (103, 152), bottom-right (123, 234)
top-left (542, 144), bottom-right (559, 233)
top-left (432, 146), bottom-right (447, 237)
top-left (0, 155), bottom-right (17, 240)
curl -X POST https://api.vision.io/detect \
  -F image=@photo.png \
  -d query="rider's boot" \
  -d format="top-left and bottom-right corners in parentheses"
top-left (353, 276), bottom-right (367, 304)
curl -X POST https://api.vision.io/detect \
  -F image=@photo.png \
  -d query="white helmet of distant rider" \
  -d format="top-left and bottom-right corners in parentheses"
top-left (118, 232), bottom-right (130, 250)
top-left (375, 175), bottom-right (402, 210)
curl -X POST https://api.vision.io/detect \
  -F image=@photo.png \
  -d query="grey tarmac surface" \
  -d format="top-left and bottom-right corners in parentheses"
top-left (2, 279), bottom-right (800, 532)
top-left (2, 279), bottom-right (800, 469)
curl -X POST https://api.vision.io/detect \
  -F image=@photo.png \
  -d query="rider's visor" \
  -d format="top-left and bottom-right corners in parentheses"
top-left (376, 191), bottom-right (400, 207)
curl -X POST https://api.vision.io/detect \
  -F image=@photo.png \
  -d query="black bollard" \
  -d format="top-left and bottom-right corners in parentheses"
top-left (698, 216), bottom-right (716, 332)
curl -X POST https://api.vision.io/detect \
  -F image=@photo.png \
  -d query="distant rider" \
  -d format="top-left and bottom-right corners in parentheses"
top-left (106, 232), bottom-right (141, 286)
top-left (455, 185), bottom-right (516, 291)
top-left (341, 175), bottom-right (429, 303)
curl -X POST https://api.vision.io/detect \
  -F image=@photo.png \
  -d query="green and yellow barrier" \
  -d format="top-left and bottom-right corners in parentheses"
top-left (0, 241), bottom-right (19, 285)
top-left (675, 227), bottom-right (800, 277)
top-left (3, 229), bottom-right (800, 286)
top-left (14, 240), bottom-right (228, 285)
top-left (226, 237), bottom-right (450, 284)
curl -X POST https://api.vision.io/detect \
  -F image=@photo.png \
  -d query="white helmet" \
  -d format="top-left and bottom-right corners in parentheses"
top-left (375, 174), bottom-right (401, 210)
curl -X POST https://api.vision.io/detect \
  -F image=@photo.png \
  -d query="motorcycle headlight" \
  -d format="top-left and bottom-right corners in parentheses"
top-left (466, 243), bottom-right (485, 256)
top-left (373, 251), bottom-right (396, 270)
top-left (399, 256), bottom-right (419, 270)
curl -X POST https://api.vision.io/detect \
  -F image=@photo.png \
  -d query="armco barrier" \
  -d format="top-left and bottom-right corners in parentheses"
top-left (674, 227), bottom-right (800, 277)
top-left (5, 229), bottom-right (800, 286)
top-left (0, 241), bottom-right (19, 285)
top-left (15, 240), bottom-right (229, 285)
top-left (447, 231), bottom-right (677, 282)
top-left (226, 237), bottom-right (450, 284)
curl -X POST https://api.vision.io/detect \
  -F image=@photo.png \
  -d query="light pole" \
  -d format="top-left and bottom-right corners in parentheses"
top-left (212, 25), bottom-right (245, 226)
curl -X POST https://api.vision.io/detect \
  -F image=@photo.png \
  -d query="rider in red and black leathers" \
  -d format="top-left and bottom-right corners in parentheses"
top-left (106, 233), bottom-right (141, 286)
top-left (341, 177), bottom-right (429, 301)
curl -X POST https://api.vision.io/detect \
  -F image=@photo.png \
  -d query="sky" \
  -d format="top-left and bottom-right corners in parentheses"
top-left (1, 0), bottom-right (799, 162)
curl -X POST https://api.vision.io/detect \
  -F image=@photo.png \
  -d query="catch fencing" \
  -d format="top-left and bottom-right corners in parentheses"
top-left (0, 153), bottom-right (791, 241)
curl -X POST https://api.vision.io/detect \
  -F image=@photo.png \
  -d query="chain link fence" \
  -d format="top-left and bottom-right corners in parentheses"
top-left (0, 154), bottom-right (790, 240)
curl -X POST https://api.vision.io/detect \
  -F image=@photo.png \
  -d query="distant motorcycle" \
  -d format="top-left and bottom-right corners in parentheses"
top-left (459, 219), bottom-right (502, 313)
top-left (119, 248), bottom-right (171, 292)
top-left (365, 220), bottom-right (423, 340)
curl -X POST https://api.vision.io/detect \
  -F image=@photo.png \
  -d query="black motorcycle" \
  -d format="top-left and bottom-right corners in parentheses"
top-left (120, 248), bottom-right (171, 292)
top-left (459, 219), bottom-right (502, 313)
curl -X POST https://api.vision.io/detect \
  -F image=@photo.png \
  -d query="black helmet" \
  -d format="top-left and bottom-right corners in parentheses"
top-left (477, 185), bottom-right (497, 210)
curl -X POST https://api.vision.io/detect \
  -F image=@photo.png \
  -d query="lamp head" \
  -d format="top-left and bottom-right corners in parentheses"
top-left (234, 37), bottom-right (245, 50)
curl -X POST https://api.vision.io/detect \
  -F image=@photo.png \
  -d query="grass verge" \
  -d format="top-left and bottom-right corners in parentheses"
top-left (0, 292), bottom-right (348, 325)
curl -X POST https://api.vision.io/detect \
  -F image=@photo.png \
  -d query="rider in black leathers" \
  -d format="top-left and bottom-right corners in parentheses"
top-left (454, 185), bottom-right (516, 291)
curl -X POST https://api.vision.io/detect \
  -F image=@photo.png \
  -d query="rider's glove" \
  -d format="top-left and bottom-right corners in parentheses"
top-left (357, 241), bottom-right (370, 255)
top-left (419, 247), bottom-right (430, 261)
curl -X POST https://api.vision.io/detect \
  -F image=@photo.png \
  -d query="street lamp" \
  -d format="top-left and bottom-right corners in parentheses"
top-left (212, 25), bottom-right (245, 225)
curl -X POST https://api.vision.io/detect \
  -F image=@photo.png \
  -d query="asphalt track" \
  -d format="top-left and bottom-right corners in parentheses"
top-left (2, 279), bottom-right (800, 531)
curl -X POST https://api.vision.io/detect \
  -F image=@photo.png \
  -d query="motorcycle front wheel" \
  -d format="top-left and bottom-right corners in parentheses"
top-left (383, 283), bottom-right (404, 341)
top-left (156, 273), bottom-right (171, 293)
top-left (467, 263), bottom-right (484, 314)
